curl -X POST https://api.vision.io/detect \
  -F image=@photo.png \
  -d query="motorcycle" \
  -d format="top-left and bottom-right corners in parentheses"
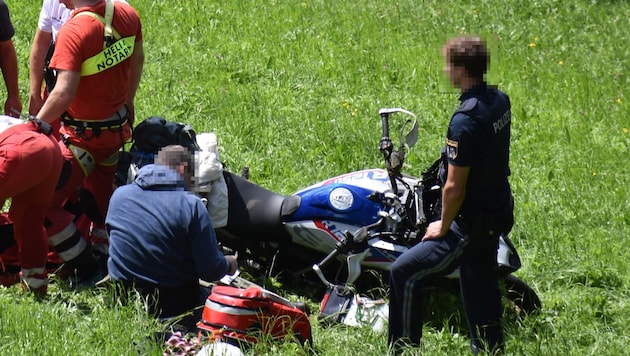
top-left (213, 108), bottom-right (541, 315)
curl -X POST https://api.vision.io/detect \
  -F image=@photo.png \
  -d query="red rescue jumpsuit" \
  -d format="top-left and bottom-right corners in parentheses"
top-left (43, 1), bottom-right (142, 283)
top-left (0, 121), bottom-right (63, 292)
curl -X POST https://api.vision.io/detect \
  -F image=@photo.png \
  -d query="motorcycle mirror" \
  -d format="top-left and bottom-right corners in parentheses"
top-left (377, 108), bottom-right (418, 149)
top-left (404, 116), bottom-right (419, 148)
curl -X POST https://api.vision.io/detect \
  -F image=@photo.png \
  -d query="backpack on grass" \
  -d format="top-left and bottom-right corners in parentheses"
top-left (197, 285), bottom-right (312, 348)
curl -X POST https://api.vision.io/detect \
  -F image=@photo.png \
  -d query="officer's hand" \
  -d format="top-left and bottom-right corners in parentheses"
top-left (225, 255), bottom-right (238, 275)
top-left (422, 220), bottom-right (446, 241)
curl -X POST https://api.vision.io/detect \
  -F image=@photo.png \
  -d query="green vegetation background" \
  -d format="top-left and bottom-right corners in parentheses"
top-left (1, 0), bottom-right (628, 355)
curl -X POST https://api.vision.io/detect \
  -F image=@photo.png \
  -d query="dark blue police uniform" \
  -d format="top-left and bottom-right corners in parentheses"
top-left (388, 82), bottom-right (513, 353)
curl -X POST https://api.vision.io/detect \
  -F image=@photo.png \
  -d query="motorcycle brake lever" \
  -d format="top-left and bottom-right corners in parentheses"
top-left (312, 264), bottom-right (334, 288)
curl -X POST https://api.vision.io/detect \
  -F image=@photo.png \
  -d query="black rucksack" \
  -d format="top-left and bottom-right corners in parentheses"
top-left (132, 116), bottom-right (200, 154)
top-left (115, 116), bottom-right (200, 186)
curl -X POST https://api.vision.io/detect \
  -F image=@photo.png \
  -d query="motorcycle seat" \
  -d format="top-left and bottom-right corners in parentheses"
top-left (222, 171), bottom-right (301, 228)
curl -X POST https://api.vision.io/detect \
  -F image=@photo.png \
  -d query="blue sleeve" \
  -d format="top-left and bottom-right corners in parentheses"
top-left (446, 113), bottom-right (481, 167)
top-left (188, 198), bottom-right (230, 282)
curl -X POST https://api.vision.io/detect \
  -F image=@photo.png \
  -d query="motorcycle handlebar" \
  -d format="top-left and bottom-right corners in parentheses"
top-left (316, 227), bottom-right (370, 269)
top-left (379, 111), bottom-right (390, 139)
top-left (378, 107), bottom-right (412, 138)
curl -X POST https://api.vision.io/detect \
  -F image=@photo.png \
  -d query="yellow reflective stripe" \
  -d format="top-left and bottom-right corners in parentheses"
top-left (80, 36), bottom-right (136, 76)
top-left (68, 144), bottom-right (96, 176)
top-left (101, 151), bottom-right (120, 167)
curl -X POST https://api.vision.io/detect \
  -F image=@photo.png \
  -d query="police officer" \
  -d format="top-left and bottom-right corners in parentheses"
top-left (388, 36), bottom-right (513, 354)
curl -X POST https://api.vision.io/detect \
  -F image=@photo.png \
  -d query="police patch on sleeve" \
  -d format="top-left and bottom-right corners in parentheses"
top-left (446, 139), bottom-right (458, 159)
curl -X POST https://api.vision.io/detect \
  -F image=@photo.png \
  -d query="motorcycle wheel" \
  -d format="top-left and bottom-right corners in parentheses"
top-left (502, 274), bottom-right (541, 315)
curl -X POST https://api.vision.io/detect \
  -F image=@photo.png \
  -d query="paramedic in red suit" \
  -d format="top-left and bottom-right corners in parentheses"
top-left (0, 119), bottom-right (63, 295)
top-left (36, 0), bottom-right (144, 287)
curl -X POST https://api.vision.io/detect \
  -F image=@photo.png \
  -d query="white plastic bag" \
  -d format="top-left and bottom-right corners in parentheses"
top-left (195, 132), bottom-right (229, 228)
top-left (343, 295), bottom-right (389, 332)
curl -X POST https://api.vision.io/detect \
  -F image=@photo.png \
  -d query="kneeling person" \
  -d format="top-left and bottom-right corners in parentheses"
top-left (0, 117), bottom-right (62, 295)
top-left (106, 145), bottom-right (237, 327)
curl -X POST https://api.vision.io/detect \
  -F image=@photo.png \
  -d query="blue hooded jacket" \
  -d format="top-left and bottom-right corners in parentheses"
top-left (106, 164), bottom-right (230, 287)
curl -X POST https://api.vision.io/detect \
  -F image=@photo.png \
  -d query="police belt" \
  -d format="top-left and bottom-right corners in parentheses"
top-left (61, 105), bottom-right (128, 131)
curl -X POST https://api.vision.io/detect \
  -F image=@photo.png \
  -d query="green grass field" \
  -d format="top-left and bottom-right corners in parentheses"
top-left (2, 0), bottom-right (629, 355)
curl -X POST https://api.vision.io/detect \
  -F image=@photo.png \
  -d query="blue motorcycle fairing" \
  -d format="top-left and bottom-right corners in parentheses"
top-left (286, 183), bottom-right (382, 227)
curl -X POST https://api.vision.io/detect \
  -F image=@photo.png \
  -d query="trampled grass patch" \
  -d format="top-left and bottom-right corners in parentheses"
top-left (1, 0), bottom-right (629, 354)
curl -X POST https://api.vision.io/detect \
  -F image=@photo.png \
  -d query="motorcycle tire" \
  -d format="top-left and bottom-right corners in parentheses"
top-left (502, 274), bottom-right (541, 315)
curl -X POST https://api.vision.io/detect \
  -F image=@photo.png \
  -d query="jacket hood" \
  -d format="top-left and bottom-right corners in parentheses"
top-left (134, 164), bottom-right (188, 190)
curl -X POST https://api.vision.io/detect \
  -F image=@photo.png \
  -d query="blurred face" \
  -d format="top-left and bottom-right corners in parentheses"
top-left (177, 158), bottom-right (197, 189)
top-left (443, 56), bottom-right (465, 88)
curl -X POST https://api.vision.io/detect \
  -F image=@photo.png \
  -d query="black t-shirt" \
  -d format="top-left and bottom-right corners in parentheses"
top-left (0, 0), bottom-right (15, 42)
top-left (445, 83), bottom-right (512, 215)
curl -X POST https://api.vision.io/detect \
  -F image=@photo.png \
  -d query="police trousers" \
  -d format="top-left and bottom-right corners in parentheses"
top-left (388, 221), bottom-right (468, 348)
top-left (388, 211), bottom-right (511, 353)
